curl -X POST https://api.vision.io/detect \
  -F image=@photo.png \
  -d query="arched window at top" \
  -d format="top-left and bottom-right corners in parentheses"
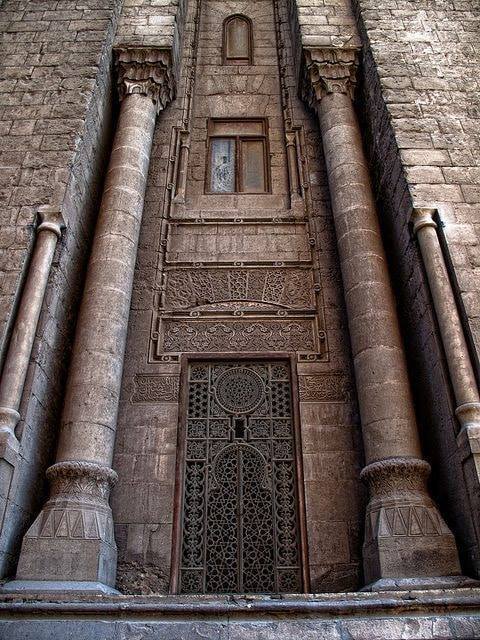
top-left (223, 15), bottom-right (253, 65)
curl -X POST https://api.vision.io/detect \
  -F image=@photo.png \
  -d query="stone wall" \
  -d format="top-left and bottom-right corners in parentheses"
top-left (352, 0), bottom-right (480, 576)
top-left (112, 0), bottom-right (365, 594)
top-left (355, 0), bottom-right (480, 354)
top-left (283, 0), bottom-right (480, 577)
top-left (0, 0), bottom-right (123, 576)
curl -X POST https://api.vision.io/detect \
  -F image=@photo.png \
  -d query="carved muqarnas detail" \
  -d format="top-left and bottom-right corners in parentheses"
top-left (300, 47), bottom-right (359, 109)
top-left (298, 374), bottom-right (350, 401)
top-left (132, 374), bottom-right (180, 403)
top-left (361, 457), bottom-right (453, 541)
top-left (161, 320), bottom-right (315, 353)
top-left (163, 268), bottom-right (314, 310)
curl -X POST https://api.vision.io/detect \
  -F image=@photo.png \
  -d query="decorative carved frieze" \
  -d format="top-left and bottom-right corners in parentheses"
top-left (155, 319), bottom-right (317, 354)
top-left (298, 374), bottom-right (350, 402)
top-left (115, 46), bottom-right (175, 113)
top-left (365, 504), bottom-right (452, 540)
top-left (132, 374), bottom-right (180, 403)
top-left (300, 47), bottom-right (359, 109)
top-left (163, 267), bottom-right (315, 310)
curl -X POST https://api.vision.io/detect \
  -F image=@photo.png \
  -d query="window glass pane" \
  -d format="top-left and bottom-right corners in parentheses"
top-left (226, 18), bottom-right (249, 59)
top-left (242, 140), bottom-right (265, 193)
top-left (211, 120), bottom-right (264, 137)
top-left (210, 138), bottom-right (236, 193)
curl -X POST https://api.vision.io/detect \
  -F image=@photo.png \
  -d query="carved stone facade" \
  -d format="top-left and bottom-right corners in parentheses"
top-left (1, 0), bottom-right (480, 637)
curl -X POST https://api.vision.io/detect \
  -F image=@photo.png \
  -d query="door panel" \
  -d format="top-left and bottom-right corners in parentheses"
top-left (179, 361), bottom-right (302, 594)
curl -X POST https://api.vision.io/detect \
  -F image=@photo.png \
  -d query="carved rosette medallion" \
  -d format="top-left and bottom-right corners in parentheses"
top-left (301, 47), bottom-right (359, 109)
top-left (115, 47), bottom-right (175, 113)
top-left (215, 368), bottom-right (266, 414)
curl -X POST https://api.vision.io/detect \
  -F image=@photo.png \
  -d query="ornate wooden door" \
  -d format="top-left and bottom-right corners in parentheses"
top-left (178, 361), bottom-right (302, 593)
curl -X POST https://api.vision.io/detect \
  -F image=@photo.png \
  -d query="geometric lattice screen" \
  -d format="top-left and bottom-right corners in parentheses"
top-left (179, 361), bottom-right (302, 594)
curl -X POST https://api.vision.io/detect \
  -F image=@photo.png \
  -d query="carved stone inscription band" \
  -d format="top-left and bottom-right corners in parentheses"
top-left (302, 47), bottom-right (461, 586)
top-left (13, 48), bottom-right (175, 592)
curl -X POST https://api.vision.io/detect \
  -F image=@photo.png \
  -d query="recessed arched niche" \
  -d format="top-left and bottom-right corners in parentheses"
top-left (223, 14), bottom-right (253, 65)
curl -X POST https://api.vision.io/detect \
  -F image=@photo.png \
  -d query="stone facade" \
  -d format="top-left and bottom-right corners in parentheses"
top-left (0, 0), bottom-right (480, 636)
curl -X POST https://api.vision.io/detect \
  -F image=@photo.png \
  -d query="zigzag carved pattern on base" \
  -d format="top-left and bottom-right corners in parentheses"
top-left (366, 505), bottom-right (451, 540)
top-left (25, 507), bottom-right (115, 544)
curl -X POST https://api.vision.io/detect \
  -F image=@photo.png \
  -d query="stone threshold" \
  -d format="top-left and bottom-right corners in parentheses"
top-left (1, 588), bottom-right (480, 620)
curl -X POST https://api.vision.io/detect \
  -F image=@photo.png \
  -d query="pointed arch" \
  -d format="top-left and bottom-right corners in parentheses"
top-left (222, 14), bottom-right (253, 65)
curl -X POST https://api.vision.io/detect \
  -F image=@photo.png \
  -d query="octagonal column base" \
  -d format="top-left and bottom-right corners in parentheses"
top-left (361, 457), bottom-right (462, 586)
top-left (14, 462), bottom-right (118, 588)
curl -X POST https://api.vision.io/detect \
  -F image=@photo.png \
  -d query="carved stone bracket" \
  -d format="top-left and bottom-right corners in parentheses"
top-left (300, 47), bottom-right (359, 109)
top-left (115, 46), bottom-right (175, 113)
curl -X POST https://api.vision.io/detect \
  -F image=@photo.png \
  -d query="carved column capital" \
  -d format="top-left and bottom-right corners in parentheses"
top-left (300, 46), bottom-right (359, 108)
top-left (114, 46), bottom-right (175, 114)
top-left (411, 207), bottom-right (438, 235)
top-left (37, 205), bottom-right (66, 238)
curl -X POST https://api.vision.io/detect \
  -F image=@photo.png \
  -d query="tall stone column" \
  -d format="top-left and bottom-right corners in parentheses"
top-left (0, 207), bottom-right (65, 530)
top-left (302, 47), bottom-right (462, 588)
top-left (8, 48), bottom-right (174, 593)
top-left (412, 208), bottom-right (480, 489)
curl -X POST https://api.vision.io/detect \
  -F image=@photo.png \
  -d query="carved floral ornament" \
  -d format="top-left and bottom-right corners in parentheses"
top-left (300, 46), bottom-right (360, 109)
top-left (114, 46), bottom-right (175, 113)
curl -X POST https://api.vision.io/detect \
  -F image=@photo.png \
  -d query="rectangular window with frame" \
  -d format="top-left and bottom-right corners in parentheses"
top-left (206, 118), bottom-right (270, 194)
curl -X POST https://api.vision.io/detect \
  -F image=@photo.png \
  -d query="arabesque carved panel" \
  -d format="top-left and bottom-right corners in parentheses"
top-left (131, 374), bottom-right (180, 403)
top-left (159, 319), bottom-right (316, 354)
top-left (163, 267), bottom-right (315, 310)
top-left (179, 361), bottom-right (302, 594)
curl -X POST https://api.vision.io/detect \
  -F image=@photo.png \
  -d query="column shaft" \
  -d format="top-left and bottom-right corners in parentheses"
top-left (58, 94), bottom-right (156, 466)
top-left (10, 47), bottom-right (175, 593)
top-left (412, 208), bottom-right (480, 479)
top-left (302, 47), bottom-right (462, 588)
top-left (0, 209), bottom-right (64, 459)
top-left (318, 92), bottom-right (421, 464)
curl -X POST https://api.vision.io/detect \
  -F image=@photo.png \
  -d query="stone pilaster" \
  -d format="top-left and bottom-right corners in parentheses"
top-left (301, 47), bottom-right (462, 588)
top-left (412, 207), bottom-right (480, 524)
top-left (0, 207), bottom-right (65, 535)
top-left (7, 48), bottom-right (175, 594)
top-left (0, 207), bottom-right (65, 462)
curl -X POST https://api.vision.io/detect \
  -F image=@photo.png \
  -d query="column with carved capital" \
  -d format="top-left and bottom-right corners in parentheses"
top-left (8, 48), bottom-right (175, 593)
top-left (0, 206), bottom-right (65, 536)
top-left (412, 208), bottom-right (480, 494)
top-left (301, 47), bottom-right (463, 588)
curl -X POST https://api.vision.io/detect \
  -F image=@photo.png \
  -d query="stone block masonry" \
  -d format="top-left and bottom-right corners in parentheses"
top-left (0, 0), bottom-right (184, 581)
top-left (352, 0), bottom-right (480, 578)
top-left (354, 0), bottom-right (480, 355)
top-left (0, 0), bottom-right (124, 576)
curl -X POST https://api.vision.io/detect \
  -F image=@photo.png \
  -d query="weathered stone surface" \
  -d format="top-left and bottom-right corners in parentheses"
top-left (1, 591), bottom-right (480, 639)
top-left (1, 0), bottom-right (479, 620)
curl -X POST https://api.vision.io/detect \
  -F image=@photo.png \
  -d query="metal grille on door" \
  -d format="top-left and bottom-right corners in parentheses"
top-left (179, 361), bottom-right (302, 593)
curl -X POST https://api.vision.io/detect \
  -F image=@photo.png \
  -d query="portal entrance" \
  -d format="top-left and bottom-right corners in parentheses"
top-left (178, 361), bottom-right (303, 593)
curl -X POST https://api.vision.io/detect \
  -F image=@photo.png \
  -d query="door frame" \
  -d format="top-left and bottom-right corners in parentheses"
top-left (169, 352), bottom-right (310, 594)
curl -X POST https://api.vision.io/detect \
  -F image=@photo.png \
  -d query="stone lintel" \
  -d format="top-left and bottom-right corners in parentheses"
top-left (300, 46), bottom-right (360, 108)
top-left (114, 45), bottom-right (175, 113)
